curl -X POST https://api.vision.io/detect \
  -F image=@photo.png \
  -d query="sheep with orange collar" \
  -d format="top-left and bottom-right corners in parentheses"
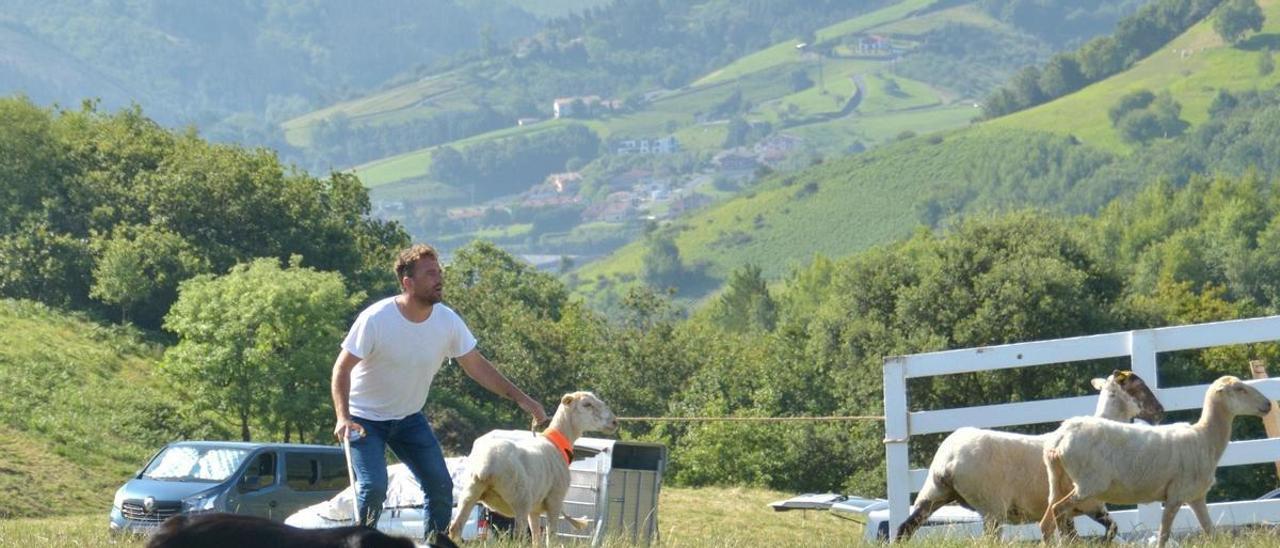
top-left (448, 391), bottom-right (618, 544)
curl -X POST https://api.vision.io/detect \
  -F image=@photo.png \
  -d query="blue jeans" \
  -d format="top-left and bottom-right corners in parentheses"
top-left (348, 412), bottom-right (453, 536)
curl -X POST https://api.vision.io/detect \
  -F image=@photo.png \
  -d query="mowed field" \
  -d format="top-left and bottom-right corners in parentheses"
top-left (4, 485), bottom-right (1280, 547)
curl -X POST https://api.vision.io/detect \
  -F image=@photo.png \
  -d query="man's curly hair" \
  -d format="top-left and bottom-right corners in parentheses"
top-left (394, 244), bottom-right (439, 280)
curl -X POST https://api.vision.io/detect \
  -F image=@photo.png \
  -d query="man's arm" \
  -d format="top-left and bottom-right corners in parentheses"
top-left (331, 350), bottom-right (366, 439)
top-left (455, 349), bottom-right (549, 424)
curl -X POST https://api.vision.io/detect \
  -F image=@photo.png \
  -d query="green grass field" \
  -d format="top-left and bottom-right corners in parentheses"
top-left (866, 2), bottom-right (1002, 36)
top-left (283, 70), bottom-right (479, 148)
top-left (694, 0), bottom-right (940, 88)
top-left (5, 487), bottom-right (1280, 547)
top-left (993, 0), bottom-right (1280, 153)
top-left (0, 300), bottom-right (176, 519)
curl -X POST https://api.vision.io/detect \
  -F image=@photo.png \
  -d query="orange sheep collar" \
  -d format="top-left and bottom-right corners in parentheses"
top-left (542, 428), bottom-right (574, 465)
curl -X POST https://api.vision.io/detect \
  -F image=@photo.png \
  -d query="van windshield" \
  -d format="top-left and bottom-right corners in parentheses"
top-left (142, 446), bottom-right (252, 482)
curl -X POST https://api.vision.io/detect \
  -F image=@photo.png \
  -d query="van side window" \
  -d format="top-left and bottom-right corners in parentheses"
top-left (317, 453), bottom-right (348, 490)
top-left (287, 452), bottom-right (348, 491)
top-left (286, 454), bottom-right (320, 490)
top-left (238, 452), bottom-right (276, 492)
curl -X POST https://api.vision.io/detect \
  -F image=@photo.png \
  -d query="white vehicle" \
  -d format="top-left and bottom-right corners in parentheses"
top-left (774, 491), bottom-right (1280, 542)
top-left (284, 458), bottom-right (486, 540)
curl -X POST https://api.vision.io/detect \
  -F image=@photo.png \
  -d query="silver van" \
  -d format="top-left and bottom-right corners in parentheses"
top-left (109, 440), bottom-right (348, 533)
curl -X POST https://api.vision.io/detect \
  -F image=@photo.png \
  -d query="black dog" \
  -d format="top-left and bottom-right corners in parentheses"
top-left (145, 513), bottom-right (431, 548)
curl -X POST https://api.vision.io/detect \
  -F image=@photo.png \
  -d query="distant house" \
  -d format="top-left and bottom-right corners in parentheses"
top-left (753, 133), bottom-right (804, 154)
top-left (516, 117), bottom-right (541, 126)
top-left (446, 206), bottom-right (488, 229)
top-left (713, 148), bottom-right (758, 171)
top-left (552, 95), bottom-right (621, 118)
top-left (857, 34), bottom-right (890, 54)
top-left (581, 191), bottom-right (639, 222)
top-left (521, 195), bottom-right (583, 209)
top-left (615, 136), bottom-right (680, 155)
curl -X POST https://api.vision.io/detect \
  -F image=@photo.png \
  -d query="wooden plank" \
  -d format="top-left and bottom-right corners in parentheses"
top-left (893, 332), bottom-right (1128, 378)
top-left (882, 360), bottom-right (910, 540)
top-left (910, 396), bottom-right (1096, 435)
top-left (1249, 360), bottom-right (1280, 480)
top-left (1153, 316), bottom-right (1280, 352)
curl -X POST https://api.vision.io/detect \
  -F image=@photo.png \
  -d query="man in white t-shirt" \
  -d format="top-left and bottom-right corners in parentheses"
top-left (331, 244), bottom-right (548, 546)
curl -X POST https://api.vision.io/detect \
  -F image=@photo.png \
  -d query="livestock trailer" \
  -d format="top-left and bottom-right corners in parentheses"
top-left (478, 430), bottom-right (667, 545)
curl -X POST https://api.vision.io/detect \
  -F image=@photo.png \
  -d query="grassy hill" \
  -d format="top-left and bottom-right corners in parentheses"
top-left (994, 0), bottom-right (1280, 152)
top-left (571, 0), bottom-right (1280, 303)
top-left (290, 0), bottom-right (1030, 191)
top-left (0, 20), bottom-right (135, 113)
top-left (0, 300), bottom-right (207, 518)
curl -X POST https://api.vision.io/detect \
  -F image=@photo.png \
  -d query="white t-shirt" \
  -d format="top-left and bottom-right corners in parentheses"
top-left (341, 297), bottom-right (477, 421)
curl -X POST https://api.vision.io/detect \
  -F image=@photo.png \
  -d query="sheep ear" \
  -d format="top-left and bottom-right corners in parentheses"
top-left (562, 394), bottom-right (577, 406)
top-left (1091, 378), bottom-right (1107, 391)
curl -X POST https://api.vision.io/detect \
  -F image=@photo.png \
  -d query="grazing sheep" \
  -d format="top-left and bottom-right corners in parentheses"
top-left (896, 370), bottom-right (1165, 541)
top-left (1039, 376), bottom-right (1274, 547)
top-left (447, 391), bottom-right (618, 544)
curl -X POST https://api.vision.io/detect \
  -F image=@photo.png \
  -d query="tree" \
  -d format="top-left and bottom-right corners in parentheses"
top-left (641, 233), bottom-right (684, 289)
top-left (708, 263), bottom-right (777, 332)
top-left (162, 257), bottom-right (358, 442)
top-left (1150, 93), bottom-right (1188, 138)
top-left (1038, 55), bottom-right (1086, 98)
top-left (1259, 48), bottom-right (1275, 76)
top-left (1214, 0), bottom-right (1265, 45)
top-left (1108, 90), bottom-right (1156, 125)
top-left (723, 117), bottom-right (751, 148)
top-left (1117, 110), bottom-right (1163, 144)
top-left (90, 225), bottom-right (208, 326)
top-left (788, 69), bottom-right (814, 92)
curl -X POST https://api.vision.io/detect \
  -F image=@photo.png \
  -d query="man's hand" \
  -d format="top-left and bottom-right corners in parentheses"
top-left (518, 396), bottom-right (549, 426)
top-left (333, 418), bottom-right (366, 441)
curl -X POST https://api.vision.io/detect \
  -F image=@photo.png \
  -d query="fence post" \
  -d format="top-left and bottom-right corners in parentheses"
top-left (883, 357), bottom-right (910, 541)
top-left (1249, 360), bottom-right (1280, 481)
top-left (1129, 329), bottom-right (1162, 534)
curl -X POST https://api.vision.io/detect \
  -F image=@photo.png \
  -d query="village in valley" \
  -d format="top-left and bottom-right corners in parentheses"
top-left (398, 94), bottom-right (814, 269)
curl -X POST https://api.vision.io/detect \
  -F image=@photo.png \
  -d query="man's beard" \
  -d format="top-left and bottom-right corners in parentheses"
top-left (411, 290), bottom-right (441, 306)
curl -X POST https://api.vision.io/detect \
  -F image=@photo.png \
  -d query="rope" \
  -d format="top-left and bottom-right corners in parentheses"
top-left (616, 415), bottom-right (884, 422)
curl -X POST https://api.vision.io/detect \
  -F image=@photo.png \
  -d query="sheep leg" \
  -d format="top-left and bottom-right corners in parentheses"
top-left (526, 512), bottom-right (544, 546)
top-left (1039, 487), bottom-right (1076, 541)
top-left (1059, 514), bottom-right (1079, 540)
top-left (1157, 501), bottom-right (1180, 547)
top-left (981, 514), bottom-right (1001, 538)
top-left (1086, 508), bottom-right (1118, 542)
top-left (447, 483), bottom-right (484, 540)
top-left (895, 496), bottom-right (951, 541)
top-left (509, 502), bottom-right (533, 542)
top-left (543, 500), bottom-right (564, 545)
top-left (1189, 497), bottom-right (1213, 536)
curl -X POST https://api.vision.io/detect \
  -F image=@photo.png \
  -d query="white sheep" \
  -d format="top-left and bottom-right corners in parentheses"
top-left (896, 370), bottom-right (1165, 541)
top-left (1039, 375), bottom-right (1274, 547)
top-left (447, 391), bottom-right (618, 544)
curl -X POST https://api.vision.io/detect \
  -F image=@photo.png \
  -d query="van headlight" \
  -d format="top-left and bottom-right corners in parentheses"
top-left (112, 487), bottom-right (126, 510)
top-left (182, 492), bottom-right (218, 513)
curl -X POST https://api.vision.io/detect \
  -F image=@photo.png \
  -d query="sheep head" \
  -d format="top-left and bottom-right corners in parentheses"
top-left (1212, 376), bottom-right (1273, 417)
top-left (559, 391), bottom-right (619, 435)
top-left (1091, 370), bottom-right (1165, 424)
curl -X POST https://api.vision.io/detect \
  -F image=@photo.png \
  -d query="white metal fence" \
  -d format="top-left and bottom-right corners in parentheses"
top-left (882, 315), bottom-right (1280, 540)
